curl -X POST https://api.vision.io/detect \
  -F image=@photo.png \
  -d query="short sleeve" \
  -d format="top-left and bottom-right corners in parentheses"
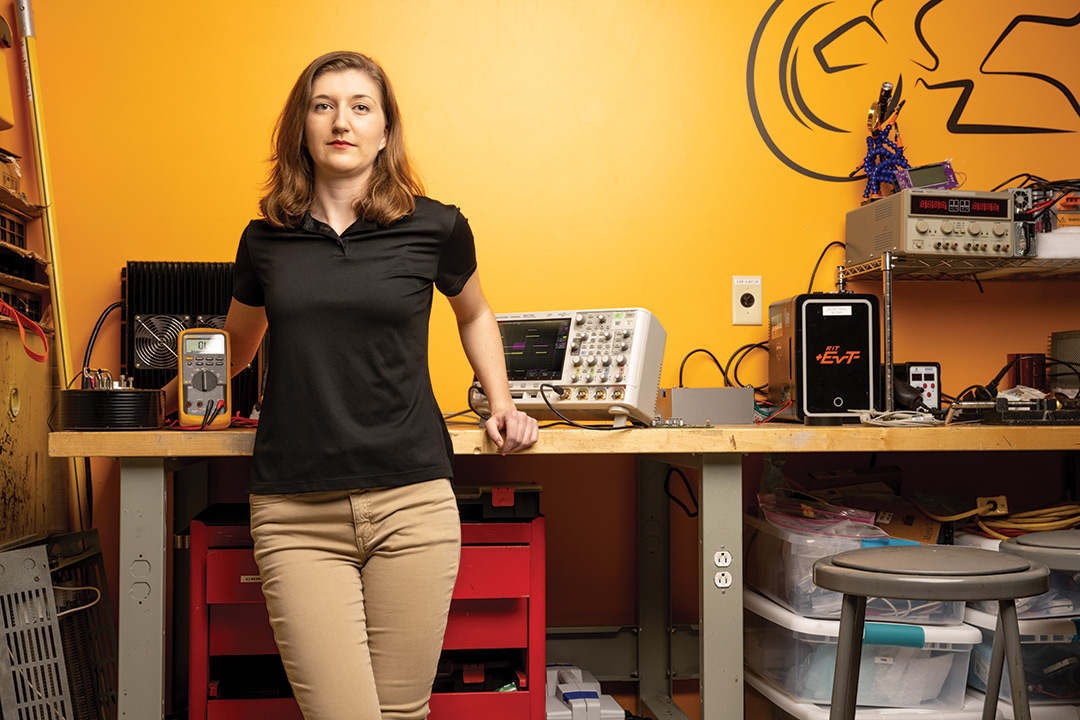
top-left (232, 226), bottom-right (265, 306)
top-left (436, 210), bottom-right (478, 297)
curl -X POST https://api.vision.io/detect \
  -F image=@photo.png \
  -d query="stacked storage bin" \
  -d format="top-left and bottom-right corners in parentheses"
top-left (955, 531), bottom-right (1080, 718)
top-left (744, 513), bottom-right (981, 713)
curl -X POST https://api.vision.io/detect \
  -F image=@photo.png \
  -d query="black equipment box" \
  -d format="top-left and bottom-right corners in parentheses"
top-left (768, 293), bottom-right (880, 423)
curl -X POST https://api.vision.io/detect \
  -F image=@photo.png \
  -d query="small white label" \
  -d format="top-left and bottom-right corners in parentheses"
top-left (874, 656), bottom-right (894, 665)
top-left (823, 306), bottom-right (853, 316)
top-left (732, 276), bottom-right (762, 286)
top-left (877, 511), bottom-right (894, 525)
top-left (240, 575), bottom-right (262, 584)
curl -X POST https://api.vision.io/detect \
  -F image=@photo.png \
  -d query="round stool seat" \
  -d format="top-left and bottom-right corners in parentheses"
top-left (814, 545), bottom-right (1050, 602)
top-left (1000, 530), bottom-right (1080, 571)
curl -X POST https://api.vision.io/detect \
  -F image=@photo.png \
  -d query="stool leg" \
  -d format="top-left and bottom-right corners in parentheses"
top-left (829, 593), bottom-right (866, 720)
top-left (999, 599), bottom-right (1033, 720)
top-left (982, 612), bottom-right (1006, 720)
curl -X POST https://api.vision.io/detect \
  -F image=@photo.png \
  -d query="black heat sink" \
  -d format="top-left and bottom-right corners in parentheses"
top-left (121, 261), bottom-right (260, 419)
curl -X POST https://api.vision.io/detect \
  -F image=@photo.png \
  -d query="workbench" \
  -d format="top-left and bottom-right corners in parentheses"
top-left (49, 425), bottom-right (1080, 720)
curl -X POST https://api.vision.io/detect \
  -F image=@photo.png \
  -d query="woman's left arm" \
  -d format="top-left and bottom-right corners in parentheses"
top-left (447, 272), bottom-right (539, 454)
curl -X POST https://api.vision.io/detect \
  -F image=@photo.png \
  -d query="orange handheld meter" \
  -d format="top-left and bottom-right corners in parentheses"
top-left (178, 328), bottom-right (231, 429)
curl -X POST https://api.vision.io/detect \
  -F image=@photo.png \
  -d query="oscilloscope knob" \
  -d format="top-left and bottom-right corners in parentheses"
top-left (940, 221), bottom-right (954, 234)
top-left (967, 222), bottom-right (982, 235)
top-left (575, 314), bottom-right (585, 324)
top-left (598, 315), bottom-right (607, 323)
top-left (604, 332), bottom-right (613, 341)
top-left (601, 355), bottom-right (611, 365)
top-left (620, 329), bottom-right (630, 338)
top-left (572, 356), bottom-right (583, 367)
top-left (192, 370), bottom-right (218, 392)
top-left (587, 356), bottom-right (597, 366)
top-left (616, 355), bottom-right (626, 365)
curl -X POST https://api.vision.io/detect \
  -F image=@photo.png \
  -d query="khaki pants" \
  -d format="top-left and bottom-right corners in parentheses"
top-left (249, 479), bottom-right (461, 720)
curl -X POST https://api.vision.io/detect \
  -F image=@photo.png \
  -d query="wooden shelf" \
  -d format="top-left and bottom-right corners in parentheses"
top-left (0, 185), bottom-right (42, 219)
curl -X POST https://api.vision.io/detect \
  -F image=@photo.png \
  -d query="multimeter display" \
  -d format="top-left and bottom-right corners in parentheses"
top-left (184, 335), bottom-right (225, 354)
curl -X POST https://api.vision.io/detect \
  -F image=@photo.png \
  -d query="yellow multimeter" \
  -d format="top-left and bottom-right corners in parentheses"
top-left (178, 328), bottom-right (231, 429)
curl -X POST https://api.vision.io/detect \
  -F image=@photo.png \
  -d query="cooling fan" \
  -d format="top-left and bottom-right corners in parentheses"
top-left (133, 314), bottom-right (190, 370)
top-left (195, 314), bottom-right (227, 330)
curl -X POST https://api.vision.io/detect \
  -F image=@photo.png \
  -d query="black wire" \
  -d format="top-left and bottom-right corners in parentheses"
top-left (972, 276), bottom-right (983, 294)
top-left (664, 466), bottom-right (698, 518)
top-left (956, 355), bottom-right (1080, 403)
top-left (677, 349), bottom-right (731, 387)
top-left (729, 343), bottom-right (768, 390)
top-left (538, 383), bottom-right (640, 430)
top-left (467, 384), bottom-right (490, 422)
top-left (808, 241), bottom-right (846, 294)
top-left (82, 301), bottom-right (123, 384)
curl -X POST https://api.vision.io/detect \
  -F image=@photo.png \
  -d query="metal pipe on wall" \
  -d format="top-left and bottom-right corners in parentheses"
top-left (16, 0), bottom-right (87, 530)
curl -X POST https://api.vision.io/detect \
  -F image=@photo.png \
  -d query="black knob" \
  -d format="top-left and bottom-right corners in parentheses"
top-left (192, 370), bottom-right (218, 392)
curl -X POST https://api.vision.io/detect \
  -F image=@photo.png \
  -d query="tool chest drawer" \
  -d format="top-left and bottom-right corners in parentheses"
top-left (190, 505), bottom-right (544, 720)
top-left (205, 549), bottom-right (264, 603)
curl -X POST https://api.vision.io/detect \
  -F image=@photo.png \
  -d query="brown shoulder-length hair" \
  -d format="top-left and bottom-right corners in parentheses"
top-left (260, 51), bottom-right (424, 228)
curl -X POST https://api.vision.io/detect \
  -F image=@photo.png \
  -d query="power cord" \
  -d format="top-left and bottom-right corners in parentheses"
top-left (855, 409), bottom-right (943, 427)
top-left (808, 241), bottom-right (846, 293)
top-left (664, 466), bottom-right (698, 517)
top-left (677, 349), bottom-right (731, 387)
top-left (915, 498), bottom-right (1080, 540)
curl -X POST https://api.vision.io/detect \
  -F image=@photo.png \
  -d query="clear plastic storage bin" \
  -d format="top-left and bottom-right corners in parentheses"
top-left (965, 606), bottom-right (1080, 705)
top-left (745, 514), bottom-right (965, 624)
top-left (955, 532), bottom-right (1080, 619)
top-left (745, 590), bottom-right (980, 710)
top-left (967, 689), bottom-right (1080, 720)
top-left (748, 669), bottom-right (1004, 720)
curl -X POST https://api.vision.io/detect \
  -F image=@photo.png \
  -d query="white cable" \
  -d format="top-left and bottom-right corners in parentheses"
top-left (53, 584), bottom-right (102, 618)
top-left (855, 409), bottom-right (944, 427)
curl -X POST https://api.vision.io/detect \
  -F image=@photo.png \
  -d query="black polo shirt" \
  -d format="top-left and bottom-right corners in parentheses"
top-left (232, 196), bottom-right (477, 494)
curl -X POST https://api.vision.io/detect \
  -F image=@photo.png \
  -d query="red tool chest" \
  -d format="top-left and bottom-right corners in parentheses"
top-left (189, 505), bottom-right (545, 720)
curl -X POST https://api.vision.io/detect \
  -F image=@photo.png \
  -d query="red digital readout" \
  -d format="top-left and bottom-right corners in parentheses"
top-left (910, 194), bottom-right (1009, 218)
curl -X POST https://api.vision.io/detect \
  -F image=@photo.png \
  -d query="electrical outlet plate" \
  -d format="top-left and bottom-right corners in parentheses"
top-left (732, 276), bottom-right (763, 325)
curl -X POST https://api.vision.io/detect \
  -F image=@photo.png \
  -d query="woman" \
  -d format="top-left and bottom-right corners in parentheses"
top-left (176, 51), bottom-right (538, 719)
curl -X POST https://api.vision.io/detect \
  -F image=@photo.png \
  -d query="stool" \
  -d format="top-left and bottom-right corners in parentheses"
top-left (813, 545), bottom-right (1049, 720)
top-left (1000, 529), bottom-right (1080, 572)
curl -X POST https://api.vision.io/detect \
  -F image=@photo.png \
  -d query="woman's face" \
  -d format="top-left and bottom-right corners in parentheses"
top-left (304, 68), bottom-right (388, 185)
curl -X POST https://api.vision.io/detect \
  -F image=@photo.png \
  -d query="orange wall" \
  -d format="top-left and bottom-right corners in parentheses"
top-left (9, 1), bottom-right (1080, 717)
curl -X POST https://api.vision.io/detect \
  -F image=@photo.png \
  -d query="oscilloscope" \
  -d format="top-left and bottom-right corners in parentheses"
top-left (470, 308), bottom-right (666, 427)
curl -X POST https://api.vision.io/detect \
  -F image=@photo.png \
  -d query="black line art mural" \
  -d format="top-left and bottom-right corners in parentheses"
top-left (747, 0), bottom-right (1080, 182)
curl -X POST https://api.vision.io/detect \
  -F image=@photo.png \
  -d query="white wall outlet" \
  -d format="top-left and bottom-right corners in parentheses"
top-left (732, 276), bottom-right (763, 325)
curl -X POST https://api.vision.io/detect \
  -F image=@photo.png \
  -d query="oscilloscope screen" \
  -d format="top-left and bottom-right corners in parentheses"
top-left (499, 318), bottom-right (571, 381)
